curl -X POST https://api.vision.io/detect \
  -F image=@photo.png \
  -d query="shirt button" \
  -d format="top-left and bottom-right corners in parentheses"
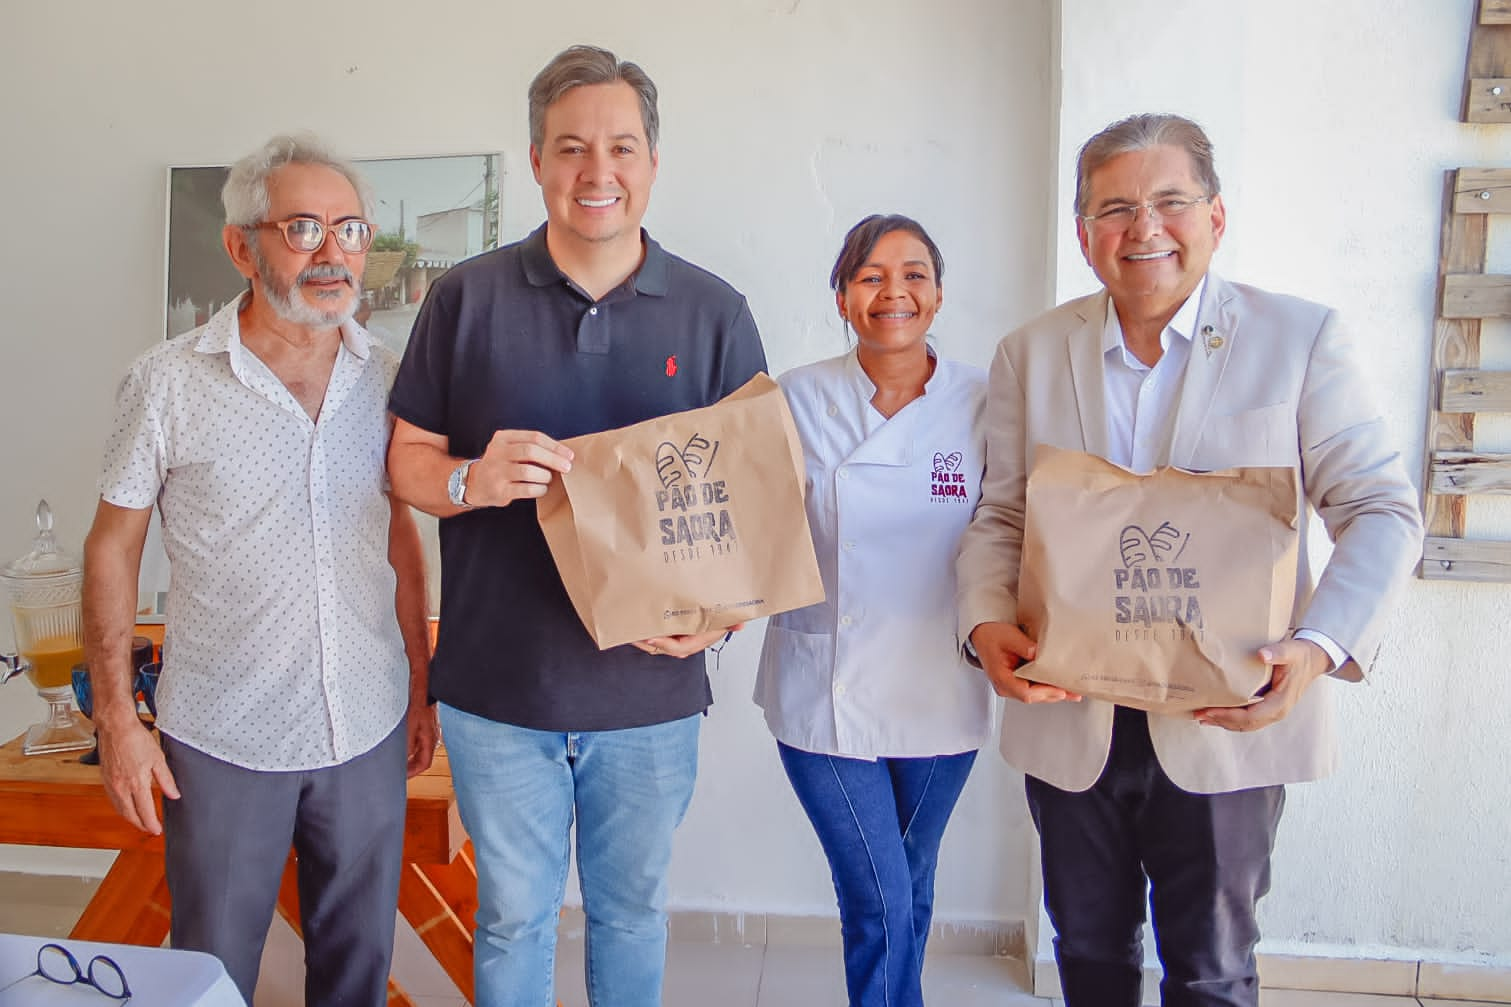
top-left (840, 615), bottom-right (852, 627)
top-left (835, 684), bottom-right (847, 697)
top-left (589, 306), bottom-right (599, 316)
top-left (843, 541), bottom-right (855, 551)
top-left (838, 468), bottom-right (850, 480)
top-left (827, 404), bottom-right (838, 417)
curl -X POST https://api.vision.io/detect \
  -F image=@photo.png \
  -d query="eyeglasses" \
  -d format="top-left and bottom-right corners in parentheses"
top-left (0, 942), bottom-right (132, 1002)
top-left (1080, 195), bottom-right (1214, 233)
top-left (254, 216), bottom-right (373, 253)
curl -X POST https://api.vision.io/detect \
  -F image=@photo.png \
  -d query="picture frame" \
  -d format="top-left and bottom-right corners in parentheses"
top-left (163, 152), bottom-right (502, 349)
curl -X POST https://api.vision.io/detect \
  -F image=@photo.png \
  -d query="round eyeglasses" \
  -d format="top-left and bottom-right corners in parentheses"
top-left (1080, 195), bottom-right (1213, 233)
top-left (254, 216), bottom-right (374, 254)
top-left (0, 941), bottom-right (132, 1001)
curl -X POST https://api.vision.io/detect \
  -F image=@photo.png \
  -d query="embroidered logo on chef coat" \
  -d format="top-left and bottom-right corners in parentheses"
top-left (930, 450), bottom-right (970, 502)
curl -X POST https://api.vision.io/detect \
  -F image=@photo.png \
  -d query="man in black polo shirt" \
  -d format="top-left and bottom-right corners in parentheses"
top-left (387, 44), bottom-right (765, 1007)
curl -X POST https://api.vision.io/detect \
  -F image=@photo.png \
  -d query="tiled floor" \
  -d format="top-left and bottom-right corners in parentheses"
top-left (256, 919), bottom-right (1508, 1006)
top-left (0, 872), bottom-right (1502, 1007)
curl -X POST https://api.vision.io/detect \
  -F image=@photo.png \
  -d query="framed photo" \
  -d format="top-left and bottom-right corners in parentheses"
top-left (163, 152), bottom-right (502, 351)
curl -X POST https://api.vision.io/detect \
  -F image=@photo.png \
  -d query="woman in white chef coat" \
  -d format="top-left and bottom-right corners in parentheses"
top-left (755, 214), bottom-right (994, 1007)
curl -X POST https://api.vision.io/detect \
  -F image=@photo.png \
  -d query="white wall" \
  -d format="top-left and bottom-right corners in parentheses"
top-left (2, 0), bottom-right (1503, 968)
top-left (1056, 0), bottom-right (1510, 960)
top-left (0, 0), bottom-right (1052, 926)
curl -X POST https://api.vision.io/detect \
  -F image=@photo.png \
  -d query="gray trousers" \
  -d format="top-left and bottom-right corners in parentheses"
top-left (1026, 706), bottom-right (1285, 1007)
top-left (161, 722), bottom-right (407, 1006)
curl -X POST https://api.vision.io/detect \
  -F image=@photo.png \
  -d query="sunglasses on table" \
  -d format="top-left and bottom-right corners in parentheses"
top-left (0, 942), bottom-right (131, 1002)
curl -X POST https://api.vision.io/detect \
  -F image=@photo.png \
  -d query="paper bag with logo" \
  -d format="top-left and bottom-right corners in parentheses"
top-left (537, 373), bottom-right (825, 650)
top-left (1016, 446), bottom-right (1299, 713)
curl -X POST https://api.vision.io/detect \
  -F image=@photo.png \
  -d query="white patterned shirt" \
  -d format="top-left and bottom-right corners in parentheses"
top-left (98, 296), bottom-right (408, 771)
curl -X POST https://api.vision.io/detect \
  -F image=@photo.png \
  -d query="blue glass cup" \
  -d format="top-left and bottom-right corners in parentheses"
top-left (70, 666), bottom-right (94, 719)
top-left (136, 662), bottom-right (160, 719)
top-left (70, 663), bottom-right (161, 765)
top-left (69, 667), bottom-right (99, 766)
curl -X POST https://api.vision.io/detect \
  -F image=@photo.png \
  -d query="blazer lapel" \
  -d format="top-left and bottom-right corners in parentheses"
top-left (1067, 293), bottom-right (1111, 459)
top-left (1168, 274), bottom-right (1238, 468)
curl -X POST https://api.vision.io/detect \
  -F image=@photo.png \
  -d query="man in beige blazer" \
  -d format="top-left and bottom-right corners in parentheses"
top-left (956, 114), bottom-right (1422, 1007)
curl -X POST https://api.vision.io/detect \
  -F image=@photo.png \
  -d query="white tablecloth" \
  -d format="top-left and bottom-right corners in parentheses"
top-left (0, 933), bottom-right (244, 1006)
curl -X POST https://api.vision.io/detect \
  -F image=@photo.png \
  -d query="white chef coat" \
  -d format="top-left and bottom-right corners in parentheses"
top-left (755, 349), bottom-right (995, 759)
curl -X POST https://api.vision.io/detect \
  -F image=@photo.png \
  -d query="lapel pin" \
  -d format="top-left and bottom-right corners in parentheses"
top-left (1201, 324), bottom-right (1224, 358)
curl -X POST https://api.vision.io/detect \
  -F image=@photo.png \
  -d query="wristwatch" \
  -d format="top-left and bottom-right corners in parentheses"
top-left (447, 458), bottom-right (479, 509)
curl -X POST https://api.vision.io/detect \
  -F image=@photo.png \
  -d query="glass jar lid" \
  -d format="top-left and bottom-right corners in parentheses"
top-left (1, 500), bottom-right (82, 583)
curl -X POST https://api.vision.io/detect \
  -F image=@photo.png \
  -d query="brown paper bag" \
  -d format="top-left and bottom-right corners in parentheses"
top-left (1016, 445), bottom-right (1299, 713)
top-left (537, 373), bottom-right (825, 650)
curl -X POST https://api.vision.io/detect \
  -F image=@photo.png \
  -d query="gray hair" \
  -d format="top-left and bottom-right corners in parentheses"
top-left (1074, 114), bottom-right (1220, 216)
top-left (221, 133), bottom-right (375, 228)
top-left (528, 45), bottom-right (659, 151)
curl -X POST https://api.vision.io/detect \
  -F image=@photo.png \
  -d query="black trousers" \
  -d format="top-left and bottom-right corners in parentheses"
top-left (1025, 706), bottom-right (1285, 1007)
top-left (162, 723), bottom-right (407, 1006)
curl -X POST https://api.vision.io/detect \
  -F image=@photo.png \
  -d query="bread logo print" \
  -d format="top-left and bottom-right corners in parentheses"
top-left (1118, 521), bottom-right (1188, 568)
top-left (1113, 521), bottom-right (1204, 637)
top-left (654, 433), bottom-right (738, 562)
top-left (930, 450), bottom-right (969, 502)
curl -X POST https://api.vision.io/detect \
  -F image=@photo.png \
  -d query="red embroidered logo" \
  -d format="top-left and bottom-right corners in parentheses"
top-left (665, 355), bottom-right (678, 377)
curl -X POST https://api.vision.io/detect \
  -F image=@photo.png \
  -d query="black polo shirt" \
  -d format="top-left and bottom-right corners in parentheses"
top-left (389, 225), bottom-right (767, 731)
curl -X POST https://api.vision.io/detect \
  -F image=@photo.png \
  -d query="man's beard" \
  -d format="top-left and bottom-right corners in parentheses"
top-left (252, 243), bottom-right (360, 327)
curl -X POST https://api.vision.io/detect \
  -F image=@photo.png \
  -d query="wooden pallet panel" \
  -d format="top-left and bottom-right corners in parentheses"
top-left (1416, 167), bottom-right (1511, 580)
top-left (1442, 274), bottom-right (1511, 318)
top-left (1466, 0), bottom-right (1511, 121)
top-left (1422, 171), bottom-right (1487, 550)
top-left (1429, 451), bottom-right (1511, 494)
top-left (1454, 169), bottom-right (1511, 213)
top-left (1422, 536), bottom-right (1511, 581)
top-left (1439, 369), bottom-right (1511, 411)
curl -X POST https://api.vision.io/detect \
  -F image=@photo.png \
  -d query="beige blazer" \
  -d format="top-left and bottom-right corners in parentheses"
top-left (956, 274), bottom-right (1422, 794)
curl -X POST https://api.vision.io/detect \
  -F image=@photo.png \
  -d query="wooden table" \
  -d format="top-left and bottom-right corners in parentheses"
top-left (0, 733), bottom-right (480, 1005)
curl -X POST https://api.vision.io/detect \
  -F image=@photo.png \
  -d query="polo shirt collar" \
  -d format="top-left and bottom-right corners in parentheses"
top-left (519, 223), bottom-right (669, 298)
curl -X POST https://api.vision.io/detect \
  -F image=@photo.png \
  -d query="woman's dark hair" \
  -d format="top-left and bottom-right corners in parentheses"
top-left (829, 214), bottom-right (944, 292)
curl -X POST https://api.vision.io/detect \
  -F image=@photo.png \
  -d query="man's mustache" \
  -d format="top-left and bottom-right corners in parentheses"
top-left (298, 263), bottom-right (356, 286)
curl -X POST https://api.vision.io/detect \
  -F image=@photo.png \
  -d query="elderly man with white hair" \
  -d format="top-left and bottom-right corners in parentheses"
top-left (82, 133), bottom-right (436, 1004)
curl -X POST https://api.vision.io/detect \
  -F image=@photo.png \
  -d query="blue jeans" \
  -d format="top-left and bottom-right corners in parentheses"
top-left (440, 704), bottom-right (701, 1007)
top-left (778, 742), bottom-right (978, 1007)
